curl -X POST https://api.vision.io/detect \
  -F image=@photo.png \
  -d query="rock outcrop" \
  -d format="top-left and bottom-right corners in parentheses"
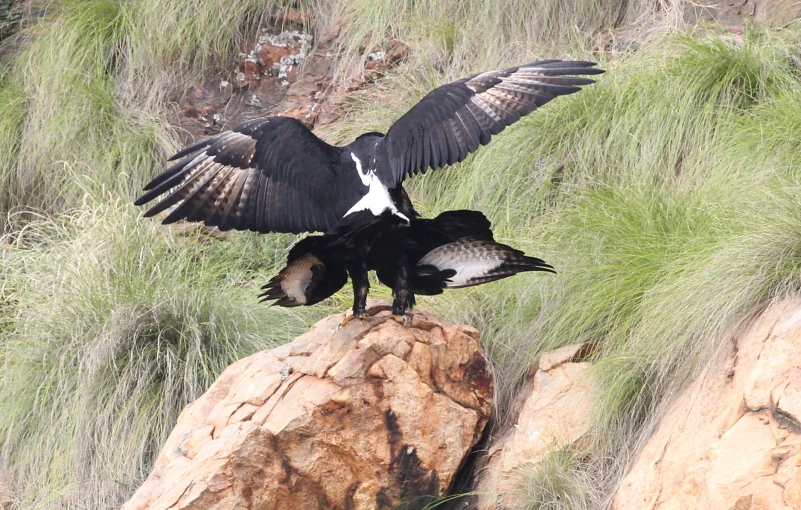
top-left (476, 343), bottom-right (597, 509)
top-left (613, 299), bottom-right (801, 510)
top-left (123, 302), bottom-right (492, 510)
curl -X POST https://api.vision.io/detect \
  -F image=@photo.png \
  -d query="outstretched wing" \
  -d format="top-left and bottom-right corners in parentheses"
top-left (418, 238), bottom-right (554, 289)
top-left (135, 117), bottom-right (344, 234)
top-left (391, 210), bottom-right (554, 294)
top-left (375, 60), bottom-right (603, 184)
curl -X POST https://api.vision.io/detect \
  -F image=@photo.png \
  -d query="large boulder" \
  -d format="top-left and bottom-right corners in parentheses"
top-left (475, 343), bottom-right (597, 509)
top-left (123, 303), bottom-right (492, 510)
top-left (613, 299), bottom-right (801, 509)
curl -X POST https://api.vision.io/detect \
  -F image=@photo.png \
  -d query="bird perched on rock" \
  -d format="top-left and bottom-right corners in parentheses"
top-left (135, 60), bottom-right (603, 324)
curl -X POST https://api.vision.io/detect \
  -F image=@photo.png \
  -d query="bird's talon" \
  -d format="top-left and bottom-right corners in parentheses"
top-left (389, 314), bottom-right (410, 326)
top-left (340, 312), bottom-right (372, 328)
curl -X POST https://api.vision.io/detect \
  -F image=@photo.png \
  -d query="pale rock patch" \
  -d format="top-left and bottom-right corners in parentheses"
top-left (123, 302), bottom-right (492, 510)
top-left (613, 299), bottom-right (801, 510)
top-left (475, 342), bottom-right (597, 509)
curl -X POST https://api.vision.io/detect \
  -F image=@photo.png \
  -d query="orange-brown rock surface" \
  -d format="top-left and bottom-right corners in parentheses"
top-left (613, 299), bottom-right (801, 510)
top-left (123, 303), bottom-right (492, 510)
top-left (476, 343), bottom-right (597, 509)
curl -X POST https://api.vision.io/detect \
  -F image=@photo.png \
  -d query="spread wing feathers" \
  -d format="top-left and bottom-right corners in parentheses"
top-left (377, 60), bottom-right (603, 184)
top-left (134, 117), bottom-right (344, 234)
top-left (417, 238), bottom-right (554, 289)
top-left (388, 210), bottom-right (554, 294)
top-left (258, 236), bottom-right (347, 307)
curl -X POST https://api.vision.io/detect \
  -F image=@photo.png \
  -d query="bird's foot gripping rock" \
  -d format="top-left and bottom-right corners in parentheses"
top-left (340, 312), bottom-right (372, 328)
top-left (388, 314), bottom-right (410, 326)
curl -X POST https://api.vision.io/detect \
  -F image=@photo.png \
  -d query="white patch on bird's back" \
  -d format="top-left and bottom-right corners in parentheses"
top-left (419, 244), bottom-right (504, 287)
top-left (344, 153), bottom-right (409, 221)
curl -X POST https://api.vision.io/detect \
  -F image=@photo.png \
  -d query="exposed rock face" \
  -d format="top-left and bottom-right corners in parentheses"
top-left (123, 303), bottom-right (492, 510)
top-left (476, 343), bottom-right (596, 509)
top-left (683, 0), bottom-right (801, 28)
top-left (169, 10), bottom-right (408, 144)
top-left (613, 300), bottom-right (801, 510)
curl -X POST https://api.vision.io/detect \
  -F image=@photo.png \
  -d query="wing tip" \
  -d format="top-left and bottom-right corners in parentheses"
top-left (522, 257), bottom-right (557, 274)
top-left (521, 60), bottom-right (606, 75)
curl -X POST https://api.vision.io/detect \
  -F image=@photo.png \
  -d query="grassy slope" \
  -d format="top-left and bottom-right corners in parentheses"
top-left (1, 0), bottom-right (801, 508)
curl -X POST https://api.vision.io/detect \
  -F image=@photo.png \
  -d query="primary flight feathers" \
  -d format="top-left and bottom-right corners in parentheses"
top-left (136, 59), bottom-right (602, 319)
top-left (135, 60), bottom-right (602, 235)
top-left (379, 60), bottom-right (602, 182)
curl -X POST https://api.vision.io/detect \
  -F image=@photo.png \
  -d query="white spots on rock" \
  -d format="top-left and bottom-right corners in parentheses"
top-left (233, 28), bottom-right (313, 88)
top-left (258, 29), bottom-right (313, 79)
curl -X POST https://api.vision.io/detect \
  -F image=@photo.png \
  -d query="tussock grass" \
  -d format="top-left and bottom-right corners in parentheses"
top-left (0, 0), bottom-right (314, 222)
top-left (335, 25), bottom-right (801, 506)
top-left (513, 447), bottom-right (603, 510)
top-left (2, 0), bottom-right (801, 507)
top-left (0, 0), bottom-right (21, 42)
top-left (0, 200), bottom-right (330, 507)
top-left (332, 0), bottom-right (684, 80)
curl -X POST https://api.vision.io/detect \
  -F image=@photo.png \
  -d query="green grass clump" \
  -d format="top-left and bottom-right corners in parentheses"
top-left (0, 0), bottom-right (21, 42)
top-left (513, 447), bottom-right (602, 510)
top-left (2, 0), bottom-right (801, 507)
top-left (332, 0), bottom-right (682, 79)
top-left (0, 200), bottom-right (329, 507)
top-left (0, 0), bottom-right (316, 224)
top-left (332, 25), bottom-right (801, 505)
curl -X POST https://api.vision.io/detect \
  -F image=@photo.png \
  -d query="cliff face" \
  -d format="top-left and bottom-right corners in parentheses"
top-left (613, 299), bottom-right (801, 509)
top-left (123, 303), bottom-right (492, 510)
top-left (471, 298), bottom-right (801, 509)
top-left (120, 298), bottom-right (801, 510)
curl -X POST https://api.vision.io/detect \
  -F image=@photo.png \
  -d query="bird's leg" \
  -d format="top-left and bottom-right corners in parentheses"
top-left (390, 256), bottom-right (415, 326)
top-left (341, 259), bottom-right (371, 327)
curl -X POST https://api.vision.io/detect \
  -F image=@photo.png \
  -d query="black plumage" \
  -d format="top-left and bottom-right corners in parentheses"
top-left (135, 60), bottom-right (602, 321)
top-left (379, 210), bottom-right (555, 294)
top-left (262, 210), bottom-right (554, 310)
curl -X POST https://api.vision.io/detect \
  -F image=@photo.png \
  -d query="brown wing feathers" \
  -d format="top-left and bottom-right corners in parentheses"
top-left (134, 117), bottom-right (344, 234)
top-left (378, 60), bottom-right (602, 183)
top-left (135, 60), bottom-right (602, 237)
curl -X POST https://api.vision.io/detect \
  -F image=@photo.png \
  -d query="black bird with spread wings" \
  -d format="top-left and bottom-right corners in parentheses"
top-left (135, 60), bottom-right (603, 324)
